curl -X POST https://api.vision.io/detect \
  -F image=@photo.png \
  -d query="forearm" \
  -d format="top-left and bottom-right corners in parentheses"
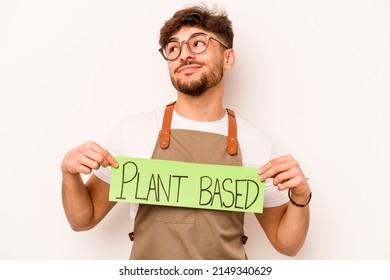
top-left (61, 172), bottom-right (95, 231)
top-left (258, 155), bottom-right (311, 256)
top-left (60, 141), bottom-right (118, 230)
top-left (274, 202), bottom-right (310, 256)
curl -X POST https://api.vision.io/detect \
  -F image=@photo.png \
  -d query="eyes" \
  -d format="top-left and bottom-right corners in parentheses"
top-left (165, 35), bottom-right (209, 56)
top-left (166, 45), bottom-right (179, 55)
top-left (159, 32), bottom-right (228, 61)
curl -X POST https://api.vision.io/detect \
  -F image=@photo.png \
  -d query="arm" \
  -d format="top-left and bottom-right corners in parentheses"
top-left (256, 155), bottom-right (311, 256)
top-left (61, 141), bottom-right (119, 231)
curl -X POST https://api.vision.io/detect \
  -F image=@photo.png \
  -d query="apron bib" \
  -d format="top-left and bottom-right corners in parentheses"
top-left (130, 102), bottom-right (247, 259)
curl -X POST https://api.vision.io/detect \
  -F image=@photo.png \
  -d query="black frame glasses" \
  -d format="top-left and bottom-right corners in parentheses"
top-left (159, 32), bottom-right (229, 61)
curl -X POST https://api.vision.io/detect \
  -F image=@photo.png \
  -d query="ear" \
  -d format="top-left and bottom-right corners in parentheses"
top-left (224, 49), bottom-right (236, 70)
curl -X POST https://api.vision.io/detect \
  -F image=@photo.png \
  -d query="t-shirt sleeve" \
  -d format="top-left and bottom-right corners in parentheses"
top-left (263, 179), bottom-right (289, 208)
top-left (263, 145), bottom-right (289, 208)
top-left (237, 118), bottom-right (289, 208)
top-left (93, 109), bottom-right (162, 185)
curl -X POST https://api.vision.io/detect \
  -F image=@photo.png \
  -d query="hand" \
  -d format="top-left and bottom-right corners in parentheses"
top-left (258, 155), bottom-right (310, 199)
top-left (61, 141), bottom-right (118, 175)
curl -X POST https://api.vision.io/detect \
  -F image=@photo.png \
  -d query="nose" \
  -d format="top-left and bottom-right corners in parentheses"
top-left (179, 42), bottom-right (194, 61)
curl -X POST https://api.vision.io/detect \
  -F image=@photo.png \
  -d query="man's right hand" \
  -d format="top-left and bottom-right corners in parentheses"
top-left (61, 141), bottom-right (119, 175)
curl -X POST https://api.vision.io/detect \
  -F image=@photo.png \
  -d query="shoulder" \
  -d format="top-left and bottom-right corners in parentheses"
top-left (106, 106), bottom-right (165, 158)
top-left (120, 106), bottom-right (164, 129)
top-left (236, 115), bottom-right (272, 147)
top-left (94, 106), bottom-right (164, 183)
top-left (235, 115), bottom-right (273, 167)
top-left (235, 115), bottom-right (288, 207)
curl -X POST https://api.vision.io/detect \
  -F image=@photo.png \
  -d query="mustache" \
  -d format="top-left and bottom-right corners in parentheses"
top-left (174, 60), bottom-right (205, 74)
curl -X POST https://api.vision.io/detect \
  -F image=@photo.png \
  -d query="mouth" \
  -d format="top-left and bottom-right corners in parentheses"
top-left (175, 63), bottom-right (203, 74)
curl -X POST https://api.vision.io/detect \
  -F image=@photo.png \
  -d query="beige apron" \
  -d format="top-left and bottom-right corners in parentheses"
top-left (130, 102), bottom-right (247, 260)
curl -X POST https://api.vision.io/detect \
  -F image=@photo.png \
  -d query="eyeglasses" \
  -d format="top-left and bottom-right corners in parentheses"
top-left (159, 32), bottom-right (229, 61)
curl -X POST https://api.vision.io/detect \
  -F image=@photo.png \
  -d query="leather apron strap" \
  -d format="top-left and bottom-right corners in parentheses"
top-left (159, 101), bottom-right (238, 155)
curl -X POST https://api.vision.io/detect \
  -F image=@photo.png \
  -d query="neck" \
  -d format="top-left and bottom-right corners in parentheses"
top-left (175, 82), bottom-right (226, 121)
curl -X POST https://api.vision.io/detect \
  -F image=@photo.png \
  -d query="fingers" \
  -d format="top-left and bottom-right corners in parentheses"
top-left (82, 141), bottom-right (118, 168)
top-left (258, 154), bottom-right (308, 192)
top-left (273, 167), bottom-right (300, 190)
top-left (61, 141), bottom-right (118, 175)
top-left (258, 155), bottom-right (297, 181)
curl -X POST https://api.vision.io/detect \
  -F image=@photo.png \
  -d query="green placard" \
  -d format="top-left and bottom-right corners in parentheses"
top-left (109, 157), bottom-right (265, 213)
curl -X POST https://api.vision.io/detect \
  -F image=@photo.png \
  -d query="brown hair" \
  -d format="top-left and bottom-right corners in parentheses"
top-left (159, 5), bottom-right (234, 48)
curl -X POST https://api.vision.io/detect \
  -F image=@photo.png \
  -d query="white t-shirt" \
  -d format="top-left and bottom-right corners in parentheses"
top-left (95, 106), bottom-right (289, 220)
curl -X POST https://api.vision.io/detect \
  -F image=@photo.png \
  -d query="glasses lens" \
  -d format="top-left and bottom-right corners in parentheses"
top-left (188, 34), bottom-right (209, 54)
top-left (162, 34), bottom-right (210, 60)
top-left (164, 41), bottom-right (180, 60)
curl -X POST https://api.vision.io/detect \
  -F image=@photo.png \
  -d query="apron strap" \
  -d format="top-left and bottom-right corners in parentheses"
top-left (160, 101), bottom-right (238, 155)
top-left (159, 101), bottom-right (176, 149)
top-left (226, 108), bottom-right (238, 155)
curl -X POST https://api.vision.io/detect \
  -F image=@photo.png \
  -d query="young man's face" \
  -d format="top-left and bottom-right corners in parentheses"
top-left (166, 26), bottom-right (227, 96)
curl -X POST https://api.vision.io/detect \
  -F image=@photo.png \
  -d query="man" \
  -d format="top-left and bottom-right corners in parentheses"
top-left (61, 5), bottom-right (311, 259)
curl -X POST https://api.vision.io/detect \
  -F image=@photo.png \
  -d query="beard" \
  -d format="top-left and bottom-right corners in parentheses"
top-left (170, 59), bottom-right (224, 96)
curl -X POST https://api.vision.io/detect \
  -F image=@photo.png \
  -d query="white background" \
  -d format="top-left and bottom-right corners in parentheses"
top-left (0, 0), bottom-right (389, 259)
